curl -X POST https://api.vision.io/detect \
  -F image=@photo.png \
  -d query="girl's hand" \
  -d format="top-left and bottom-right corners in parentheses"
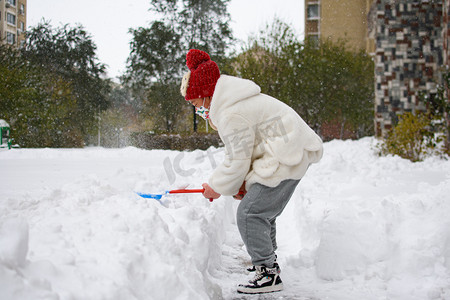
top-left (202, 183), bottom-right (221, 199)
top-left (233, 181), bottom-right (247, 200)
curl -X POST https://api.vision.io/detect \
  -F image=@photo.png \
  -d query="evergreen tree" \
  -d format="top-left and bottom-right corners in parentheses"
top-left (22, 21), bottom-right (111, 140)
top-left (151, 0), bottom-right (233, 58)
top-left (289, 38), bottom-right (374, 137)
top-left (225, 19), bottom-right (374, 139)
top-left (126, 21), bottom-right (183, 87)
top-left (0, 45), bottom-right (81, 147)
top-left (125, 0), bottom-right (233, 133)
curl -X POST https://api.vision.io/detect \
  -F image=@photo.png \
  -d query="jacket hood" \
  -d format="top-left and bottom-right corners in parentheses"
top-left (209, 75), bottom-right (261, 121)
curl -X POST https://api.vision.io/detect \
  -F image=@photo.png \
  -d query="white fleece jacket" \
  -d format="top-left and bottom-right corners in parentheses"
top-left (208, 75), bottom-right (323, 196)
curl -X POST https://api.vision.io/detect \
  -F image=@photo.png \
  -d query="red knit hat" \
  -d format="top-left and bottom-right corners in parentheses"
top-left (180, 49), bottom-right (220, 101)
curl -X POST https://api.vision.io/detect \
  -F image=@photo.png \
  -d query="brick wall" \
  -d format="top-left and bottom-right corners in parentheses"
top-left (374, 0), bottom-right (449, 136)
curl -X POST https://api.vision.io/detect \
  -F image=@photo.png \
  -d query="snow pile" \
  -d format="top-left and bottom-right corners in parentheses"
top-left (0, 138), bottom-right (449, 300)
top-left (283, 139), bottom-right (450, 299)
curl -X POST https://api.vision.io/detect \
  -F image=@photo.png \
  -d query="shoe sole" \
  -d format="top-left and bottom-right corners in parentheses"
top-left (237, 283), bottom-right (284, 294)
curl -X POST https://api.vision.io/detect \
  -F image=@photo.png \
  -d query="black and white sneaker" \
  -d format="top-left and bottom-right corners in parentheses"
top-left (246, 255), bottom-right (280, 273)
top-left (237, 265), bottom-right (283, 294)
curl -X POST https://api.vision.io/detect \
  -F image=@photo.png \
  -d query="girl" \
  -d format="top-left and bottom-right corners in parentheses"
top-left (180, 49), bottom-right (323, 294)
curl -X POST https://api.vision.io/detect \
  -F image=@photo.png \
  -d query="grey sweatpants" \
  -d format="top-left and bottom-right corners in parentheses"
top-left (236, 179), bottom-right (300, 267)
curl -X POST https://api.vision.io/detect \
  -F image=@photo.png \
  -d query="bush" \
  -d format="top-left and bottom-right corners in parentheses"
top-left (379, 112), bottom-right (445, 162)
top-left (130, 132), bottom-right (222, 151)
top-left (223, 19), bottom-right (375, 139)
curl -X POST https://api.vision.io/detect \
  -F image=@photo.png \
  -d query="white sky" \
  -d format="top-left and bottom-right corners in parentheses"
top-left (28, 0), bottom-right (304, 80)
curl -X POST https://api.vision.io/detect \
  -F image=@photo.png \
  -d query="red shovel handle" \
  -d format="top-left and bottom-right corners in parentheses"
top-left (169, 189), bottom-right (204, 194)
top-left (168, 189), bottom-right (213, 202)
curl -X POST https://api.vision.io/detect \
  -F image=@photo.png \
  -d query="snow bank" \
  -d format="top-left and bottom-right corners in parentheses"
top-left (278, 138), bottom-right (450, 299)
top-left (0, 146), bottom-right (229, 300)
top-left (0, 138), bottom-right (449, 300)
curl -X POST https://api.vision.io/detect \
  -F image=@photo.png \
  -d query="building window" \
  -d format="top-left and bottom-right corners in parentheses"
top-left (307, 4), bottom-right (320, 20)
top-left (20, 4), bottom-right (25, 15)
top-left (307, 34), bottom-right (320, 45)
top-left (7, 0), bottom-right (17, 7)
top-left (20, 21), bottom-right (24, 31)
top-left (7, 32), bottom-right (16, 45)
top-left (7, 13), bottom-right (16, 26)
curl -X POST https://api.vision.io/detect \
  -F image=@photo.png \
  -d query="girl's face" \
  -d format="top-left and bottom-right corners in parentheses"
top-left (189, 97), bottom-right (211, 109)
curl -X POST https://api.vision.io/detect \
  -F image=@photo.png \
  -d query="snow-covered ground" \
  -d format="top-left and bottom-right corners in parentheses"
top-left (1, 137), bottom-right (449, 300)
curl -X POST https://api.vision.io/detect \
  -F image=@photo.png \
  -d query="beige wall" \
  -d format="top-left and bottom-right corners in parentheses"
top-left (321, 0), bottom-right (370, 51)
top-left (305, 0), bottom-right (376, 54)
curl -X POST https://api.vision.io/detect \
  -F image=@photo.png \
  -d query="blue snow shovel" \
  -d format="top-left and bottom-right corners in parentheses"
top-left (136, 188), bottom-right (213, 202)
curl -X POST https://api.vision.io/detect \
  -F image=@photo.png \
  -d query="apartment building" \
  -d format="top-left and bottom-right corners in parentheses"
top-left (305, 0), bottom-right (376, 54)
top-left (0, 0), bottom-right (27, 48)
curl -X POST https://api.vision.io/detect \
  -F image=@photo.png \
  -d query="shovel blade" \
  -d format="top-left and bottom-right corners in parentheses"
top-left (136, 192), bottom-right (164, 200)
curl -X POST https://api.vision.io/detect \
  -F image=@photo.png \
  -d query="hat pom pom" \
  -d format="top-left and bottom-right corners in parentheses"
top-left (186, 49), bottom-right (211, 70)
